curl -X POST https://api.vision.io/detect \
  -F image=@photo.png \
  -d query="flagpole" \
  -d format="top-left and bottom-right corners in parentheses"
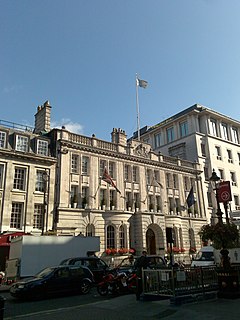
top-left (135, 73), bottom-right (140, 141)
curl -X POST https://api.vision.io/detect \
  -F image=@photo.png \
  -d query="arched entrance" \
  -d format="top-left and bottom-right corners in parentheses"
top-left (146, 228), bottom-right (156, 254)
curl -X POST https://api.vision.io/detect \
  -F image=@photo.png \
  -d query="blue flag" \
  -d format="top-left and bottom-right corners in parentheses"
top-left (186, 187), bottom-right (195, 208)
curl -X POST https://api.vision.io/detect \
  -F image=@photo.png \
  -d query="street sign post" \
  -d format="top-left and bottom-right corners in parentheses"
top-left (217, 181), bottom-right (232, 203)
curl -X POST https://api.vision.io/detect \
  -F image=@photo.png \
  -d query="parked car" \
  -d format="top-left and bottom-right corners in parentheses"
top-left (117, 255), bottom-right (167, 274)
top-left (10, 265), bottom-right (94, 300)
top-left (59, 256), bottom-right (110, 283)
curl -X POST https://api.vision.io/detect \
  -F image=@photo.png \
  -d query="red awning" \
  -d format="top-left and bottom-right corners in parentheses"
top-left (0, 232), bottom-right (27, 245)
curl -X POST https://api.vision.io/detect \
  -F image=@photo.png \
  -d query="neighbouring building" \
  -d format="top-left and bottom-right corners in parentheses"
top-left (0, 101), bottom-right (209, 261)
top-left (0, 101), bottom-right (56, 235)
top-left (135, 104), bottom-right (240, 224)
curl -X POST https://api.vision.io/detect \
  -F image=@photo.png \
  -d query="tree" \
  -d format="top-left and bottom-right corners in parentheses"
top-left (198, 222), bottom-right (239, 250)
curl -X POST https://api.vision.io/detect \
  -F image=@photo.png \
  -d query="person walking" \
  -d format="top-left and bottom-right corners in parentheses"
top-left (134, 250), bottom-right (149, 300)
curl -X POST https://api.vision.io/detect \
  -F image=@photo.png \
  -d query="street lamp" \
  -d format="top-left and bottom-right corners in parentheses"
top-left (209, 169), bottom-right (223, 224)
top-left (42, 170), bottom-right (49, 235)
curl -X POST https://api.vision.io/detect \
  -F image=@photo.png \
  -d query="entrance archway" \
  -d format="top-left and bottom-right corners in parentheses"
top-left (146, 228), bottom-right (156, 254)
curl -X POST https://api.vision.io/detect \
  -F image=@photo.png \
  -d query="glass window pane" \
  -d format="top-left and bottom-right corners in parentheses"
top-left (16, 135), bottom-right (28, 152)
top-left (37, 140), bottom-right (48, 156)
top-left (14, 168), bottom-right (25, 190)
top-left (180, 121), bottom-right (188, 137)
top-left (0, 132), bottom-right (6, 148)
top-left (10, 202), bottom-right (23, 228)
top-left (33, 204), bottom-right (44, 229)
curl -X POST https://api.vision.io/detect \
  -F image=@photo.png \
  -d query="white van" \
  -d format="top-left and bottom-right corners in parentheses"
top-left (191, 246), bottom-right (240, 267)
top-left (191, 246), bottom-right (215, 267)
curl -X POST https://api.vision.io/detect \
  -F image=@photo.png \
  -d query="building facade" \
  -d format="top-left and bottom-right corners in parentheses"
top-left (49, 125), bottom-right (206, 257)
top-left (136, 104), bottom-right (240, 224)
top-left (0, 102), bottom-right (209, 260)
top-left (0, 101), bottom-right (56, 235)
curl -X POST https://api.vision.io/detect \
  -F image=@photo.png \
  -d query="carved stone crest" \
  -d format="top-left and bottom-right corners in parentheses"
top-left (134, 143), bottom-right (151, 158)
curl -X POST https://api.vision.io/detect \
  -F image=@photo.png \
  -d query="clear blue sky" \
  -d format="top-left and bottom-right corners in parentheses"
top-left (1, 0), bottom-right (240, 141)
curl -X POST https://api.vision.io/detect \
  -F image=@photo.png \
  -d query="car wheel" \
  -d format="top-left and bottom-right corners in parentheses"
top-left (97, 284), bottom-right (109, 296)
top-left (80, 280), bottom-right (91, 294)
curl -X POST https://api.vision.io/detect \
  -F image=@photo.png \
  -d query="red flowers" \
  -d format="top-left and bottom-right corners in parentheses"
top-left (129, 248), bottom-right (136, 255)
top-left (105, 248), bottom-right (117, 255)
top-left (118, 248), bottom-right (128, 254)
top-left (105, 248), bottom-right (136, 255)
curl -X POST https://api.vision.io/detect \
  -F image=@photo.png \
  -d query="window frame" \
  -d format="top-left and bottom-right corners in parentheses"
top-left (36, 139), bottom-right (49, 156)
top-left (13, 167), bottom-right (26, 191)
top-left (179, 121), bottom-right (188, 137)
top-left (100, 160), bottom-right (107, 176)
top-left (232, 127), bottom-right (239, 144)
top-left (221, 123), bottom-right (229, 140)
top-left (0, 131), bottom-right (7, 148)
top-left (209, 119), bottom-right (217, 137)
top-left (109, 162), bottom-right (115, 178)
top-left (154, 133), bottom-right (162, 148)
top-left (106, 225), bottom-right (115, 249)
top-left (0, 164), bottom-right (4, 189)
top-left (81, 156), bottom-right (89, 175)
top-left (124, 164), bottom-right (130, 182)
top-left (35, 170), bottom-right (46, 192)
top-left (119, 225), bottom-right (125, 248)
top-left (166, 127), bottom-right (174, 143)
top-left (15, 134), bottom-right (29, 152)
top-left (10, 202), bottom-right (23, 229)
top-left (33, 204), bottom-right (44, 229)
top-left (71, 154), bottom-right (79, 174)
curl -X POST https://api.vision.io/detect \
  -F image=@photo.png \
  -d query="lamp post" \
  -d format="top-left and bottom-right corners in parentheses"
top-left (42, 170), bottom-right (49, 235)
top-left (209, 169), bottom-right (223, 224)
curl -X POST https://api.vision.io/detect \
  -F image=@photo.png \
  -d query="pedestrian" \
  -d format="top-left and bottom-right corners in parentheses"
top-left (134, 250), bottom-right (149, 300)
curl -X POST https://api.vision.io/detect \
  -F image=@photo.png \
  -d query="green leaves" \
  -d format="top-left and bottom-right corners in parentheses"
top-left (198, 223), bottom-right (239, 249)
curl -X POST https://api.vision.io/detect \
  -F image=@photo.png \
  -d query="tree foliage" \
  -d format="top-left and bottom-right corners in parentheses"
top-left (198, 223), bottom-right (239, 249)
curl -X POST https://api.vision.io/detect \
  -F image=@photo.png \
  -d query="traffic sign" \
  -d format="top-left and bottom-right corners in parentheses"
top-left (217, 181), bottom-right (232, 203)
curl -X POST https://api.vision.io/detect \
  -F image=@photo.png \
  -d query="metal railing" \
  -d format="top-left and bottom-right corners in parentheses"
top-left (142, 266), bottom-right (219, 298)
top-left (0, 119), bottom-right (34, 132)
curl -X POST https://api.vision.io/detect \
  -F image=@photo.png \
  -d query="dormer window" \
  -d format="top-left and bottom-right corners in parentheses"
top-left (0, 131), bottom-right (6, 148)
top-left (16, 135), bottom-right (29, 152)
top-left (37, 139), bottom-right (48, 156)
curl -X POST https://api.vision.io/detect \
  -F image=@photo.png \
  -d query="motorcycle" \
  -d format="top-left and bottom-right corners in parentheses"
top-left (97, 269), bottom-right (137, 296)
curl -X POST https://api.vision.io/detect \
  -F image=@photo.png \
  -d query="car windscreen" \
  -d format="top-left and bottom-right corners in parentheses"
top-left (194, 251), bottom-right (214, 261)
top-left (35, 267), bottom-right (55, 278)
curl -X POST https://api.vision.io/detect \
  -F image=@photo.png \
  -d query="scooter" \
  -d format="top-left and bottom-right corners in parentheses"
top-left (97, 269), bottom-right (137, 296)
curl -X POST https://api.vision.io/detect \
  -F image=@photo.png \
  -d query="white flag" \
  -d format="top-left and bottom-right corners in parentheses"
top-left (137, 78), bottom-right (148, 89)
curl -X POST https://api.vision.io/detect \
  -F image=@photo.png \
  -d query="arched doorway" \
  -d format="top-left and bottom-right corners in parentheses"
top-left (146, 228), bottom-right (156, 254)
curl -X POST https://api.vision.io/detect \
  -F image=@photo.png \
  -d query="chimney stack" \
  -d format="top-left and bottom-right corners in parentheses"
top-left (34, 100), bottom-right (51, 133)
top-left (111, 128), bottom-right (127, 145)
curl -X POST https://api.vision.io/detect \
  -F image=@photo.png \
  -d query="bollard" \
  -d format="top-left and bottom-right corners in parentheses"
top-left (0, 296), bottom-right (6, 320)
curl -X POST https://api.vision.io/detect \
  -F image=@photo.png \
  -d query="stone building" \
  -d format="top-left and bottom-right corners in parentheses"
top-left (0, 101), bottom-right (56, 235)
top-left (135, 104), bottom-right (240, 224)
top-left (0, 102), bottom-right (208, 259)
top-left (48, 113), bottom-right (206, 258)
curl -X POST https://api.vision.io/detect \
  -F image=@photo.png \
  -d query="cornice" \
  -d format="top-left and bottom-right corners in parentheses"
top-left (60, 140), bottom-right (200, 175)
top-left (0, 149), bottom-right (56, 165)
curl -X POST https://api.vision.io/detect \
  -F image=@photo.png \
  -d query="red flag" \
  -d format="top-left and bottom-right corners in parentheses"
top-left (102, 168), bottom-right (121, 194)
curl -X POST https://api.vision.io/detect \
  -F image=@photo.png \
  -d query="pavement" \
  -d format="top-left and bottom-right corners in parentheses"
top-left (1, 284), bottom-right (240, 320)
